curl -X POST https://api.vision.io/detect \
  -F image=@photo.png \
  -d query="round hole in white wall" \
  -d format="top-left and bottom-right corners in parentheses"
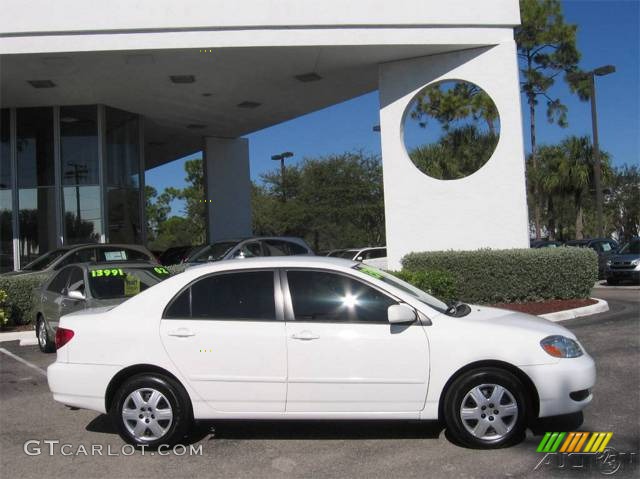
top-left (402, 80), bottom-right (500, 180)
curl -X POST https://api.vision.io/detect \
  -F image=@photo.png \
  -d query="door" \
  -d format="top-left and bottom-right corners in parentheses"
top-left (283, 269), bottom-right (429, 413)
top-left (160, 270), bottom-right (287, 413)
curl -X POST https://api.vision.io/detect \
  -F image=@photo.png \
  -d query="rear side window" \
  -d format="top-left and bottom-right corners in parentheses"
top-left (55, 248), bottom-right (96, 269)
top-left (286, 241), bottom-right (308, 255)
top-left (164, 271), bottom-right (275, 320)
top-left (363, 248), bottom-right (386, 259)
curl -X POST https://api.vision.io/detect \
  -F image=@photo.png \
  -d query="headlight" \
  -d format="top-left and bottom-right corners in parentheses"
top-left (540, 335), bottom-right (584, 358)
top-left (631, 259), bottom-right (640, 266)
top-left (606, 259), bottom-right (612, 266)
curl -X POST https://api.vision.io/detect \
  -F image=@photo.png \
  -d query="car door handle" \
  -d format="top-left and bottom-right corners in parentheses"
top-left (291, 331), bottom-right (319, 341)
top-left (167, 328), bottom-right (196, 338)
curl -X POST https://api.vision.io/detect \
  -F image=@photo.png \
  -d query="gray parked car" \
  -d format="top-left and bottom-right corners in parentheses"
top-left (606, 237), bottom-right (640, 285)
top-left (33, 262), bottom-right (172, 352)
top-left (184, 237), bottom-right (313, 264)
top-left (3, 243), bottom-right (157, 278)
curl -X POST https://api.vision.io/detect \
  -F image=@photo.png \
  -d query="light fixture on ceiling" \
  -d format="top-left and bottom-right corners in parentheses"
top-left (237, 101), bottom-right (261, 109)
top-left (170, 75), bottom-right (196, 84)
top-left (295, 72), bottom-right (323, 83)
top-left (27, 80), bottom-right (56, 88)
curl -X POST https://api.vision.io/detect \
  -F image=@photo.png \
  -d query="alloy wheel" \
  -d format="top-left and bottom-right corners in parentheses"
top-left (459, 383), bottom-right (519, 441)
top-left (122, 388), bottom-right (173, 442)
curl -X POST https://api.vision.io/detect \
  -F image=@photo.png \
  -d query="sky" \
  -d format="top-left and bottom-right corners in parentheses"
top-left (146, 0), bottom-right (640, 216)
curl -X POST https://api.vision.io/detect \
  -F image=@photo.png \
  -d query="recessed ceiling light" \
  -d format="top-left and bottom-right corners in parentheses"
top-left (170, 75), bottom-right (195, 84)
top-left (186, 124), bottom-right (206, 129)
top-left (295, 72), bottom-right (323, 83)
top-left (237, 101), bottom-right (261, 109)
top-left (27, 80), bottom-right (56, 88)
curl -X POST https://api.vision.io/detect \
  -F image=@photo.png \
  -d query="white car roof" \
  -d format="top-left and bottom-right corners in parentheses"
top-left (185, 255), bottom-right (357, 274)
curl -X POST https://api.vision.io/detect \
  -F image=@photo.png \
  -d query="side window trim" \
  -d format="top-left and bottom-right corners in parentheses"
top-left (281, 268), bottom-right (400, 324)
top-left (162, 269), bottom-right (283, 321)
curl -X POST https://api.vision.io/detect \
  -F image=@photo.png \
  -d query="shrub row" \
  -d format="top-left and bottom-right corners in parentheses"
top-left (0, 274), bottom-right (48, 326)
top-left (401, 247), bottom-right (598, 304)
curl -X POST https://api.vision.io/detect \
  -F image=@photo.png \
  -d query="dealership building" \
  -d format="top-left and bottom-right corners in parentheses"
top-left (0, 0), bottom-right (529, 271)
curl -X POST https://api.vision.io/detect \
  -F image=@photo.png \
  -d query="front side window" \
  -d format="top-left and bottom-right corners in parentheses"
top-left (47, 268), bottom-right (72, 294)
top-left (68, 267), bottom-right (85, 293)
top-left (23, 248), bottom-right (68, 271)
top-left (236, 241), bottom-right (262, 258)
top-left (287, 270), bottom-right (397, 323)
top-left (165, 271), bottom-right (275, 320)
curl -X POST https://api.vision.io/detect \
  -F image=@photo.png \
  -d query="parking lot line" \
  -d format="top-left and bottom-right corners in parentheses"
top-left (0, 347), bottom-right (47, 377)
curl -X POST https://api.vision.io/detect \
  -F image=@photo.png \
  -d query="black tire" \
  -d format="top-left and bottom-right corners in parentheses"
top-left (606, 278), bottom-right (619, 286)
top-left (443, 367), bottom-right (528, 449)
top-left (110, 373), bottom-right (192, 448)
top-left (36, 316), bottom-right (55, 353)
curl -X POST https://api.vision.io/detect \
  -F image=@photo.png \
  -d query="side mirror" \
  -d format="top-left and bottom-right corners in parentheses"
top-left (356, 256), bottom-right (363, 261)
top-left (234, 250), bottom-right (246, 259)
top-left (67, 290), bottom-right (86, 301)
top-left (387, 304), bottom-right (416, 324)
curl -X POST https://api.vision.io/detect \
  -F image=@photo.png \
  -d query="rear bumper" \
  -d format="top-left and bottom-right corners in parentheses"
top-left (47, 361), bottom-right (121, 413)
top-left (520, 353), bottom-right (596, 418)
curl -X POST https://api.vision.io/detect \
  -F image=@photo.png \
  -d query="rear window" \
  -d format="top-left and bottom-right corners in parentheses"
top-left (88, 266), bottom-right (171, 300)
top-left (96, 247), bottom-right (151, 262)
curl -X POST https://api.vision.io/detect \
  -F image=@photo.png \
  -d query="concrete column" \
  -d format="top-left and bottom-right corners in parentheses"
top-left (378, 42), bottom-right (530, 270)
top-left (203, 137), bottom-right (252, 242)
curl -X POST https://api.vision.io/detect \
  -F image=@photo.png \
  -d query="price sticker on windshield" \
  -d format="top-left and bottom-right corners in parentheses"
top-left (359, 266), bottom-right (384, 279)
top-left (90, 268), bottom-right (124, 278)
top-left (153, 267), bottom-right (170, 275)
top-left (124, 274), bottom-right (141, 296)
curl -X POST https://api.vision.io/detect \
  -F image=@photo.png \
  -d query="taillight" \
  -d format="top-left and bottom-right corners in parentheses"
top-left (55, 327), bottom-right (75, 349)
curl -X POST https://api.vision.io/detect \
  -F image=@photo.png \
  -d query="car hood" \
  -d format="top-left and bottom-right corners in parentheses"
top-left (458, 305), bottom-right (576, 339)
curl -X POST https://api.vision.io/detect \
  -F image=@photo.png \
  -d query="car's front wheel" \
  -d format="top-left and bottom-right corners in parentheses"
top-left (111, 373), bottom-right (192, 447)
top-left (443, 368), bottom-right (528, 448)
top-left (36, 316), bottom-right (55, 353)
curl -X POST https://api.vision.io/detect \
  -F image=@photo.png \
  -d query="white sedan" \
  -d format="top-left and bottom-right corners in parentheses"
top-left (48, 257), bottom-right (595, 449)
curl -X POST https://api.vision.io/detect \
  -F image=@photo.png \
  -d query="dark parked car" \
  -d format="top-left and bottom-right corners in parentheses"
top-left (530, 240), bottom-right (564, 248)
top-left (605, 238), bottom-right (640, 285)
top-left (2, 244), bottom-right (157, 278)
top-left (158, 245), bottom-right (201, 265)
top-left (33, 261), bottom-right (172, 352)
top-left (565, 238), bottom-right (619, 279)
top-left (185, 237), bottom-right (313, 264)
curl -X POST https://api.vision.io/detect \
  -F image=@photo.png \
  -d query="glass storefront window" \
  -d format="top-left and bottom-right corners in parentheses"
top-left (17, 107), bottom-right (56, 264)
top-left (106, 107), bottom-right (141, 243)
top-left (61, 105), bottom-right (102, 244)
top-left (0, 109), bottom-right (13, 272)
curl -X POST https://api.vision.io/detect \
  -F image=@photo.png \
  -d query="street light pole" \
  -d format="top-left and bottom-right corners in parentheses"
top-left (587, 65), bottom-right (615, 237)
top-left (271, 152), bottom-right (293, 202)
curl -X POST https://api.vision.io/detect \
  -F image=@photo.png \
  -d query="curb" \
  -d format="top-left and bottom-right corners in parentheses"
top-left (0, 331), bottom-right (35, 344)
top-left (539, 298), bottom-right (609, 322)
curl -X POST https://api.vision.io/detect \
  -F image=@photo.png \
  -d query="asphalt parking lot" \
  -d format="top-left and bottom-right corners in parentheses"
top-left (1, 288), bottom-right (638, 479)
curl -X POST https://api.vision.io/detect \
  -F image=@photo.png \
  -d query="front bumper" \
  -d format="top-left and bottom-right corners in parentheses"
top-left (520, 353), bottom-right (596, 418)
top-left (606, 268), bottom-right (640, 282)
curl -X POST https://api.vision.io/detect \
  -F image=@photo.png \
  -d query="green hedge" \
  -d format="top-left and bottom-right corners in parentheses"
top-left (401, 247), bottom-right (598, 304)
top-left (0, 274), bottom-right (49, 326)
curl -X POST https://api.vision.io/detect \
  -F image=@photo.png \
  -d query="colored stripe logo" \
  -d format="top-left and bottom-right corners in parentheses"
top-left (537, 432), bottom-right (613, 453)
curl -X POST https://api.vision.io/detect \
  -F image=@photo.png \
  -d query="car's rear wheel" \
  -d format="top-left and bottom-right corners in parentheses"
top-left (443, 368), bottom-right (528, 449)
top-left (606, 278), bottom-right (619, 286)
top-left (36, 316), bottom-right (55, 353)
top-left (111, 373), bottom-right (192, 447)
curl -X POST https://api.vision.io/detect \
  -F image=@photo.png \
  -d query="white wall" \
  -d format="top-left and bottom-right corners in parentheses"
top-left (203, 137), bottom-right (252, 242)
top-left (379, 42), bottom-right (530, 269)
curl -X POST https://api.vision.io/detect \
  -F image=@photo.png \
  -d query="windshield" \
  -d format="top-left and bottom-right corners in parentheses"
top-left (22, 249), bottom-right (68, 271)
top-left (190, 242), bottom-right (238, 263)
top-left (353, 264), bottom-right (449, 314)
top-left (88, 266), bottom-right (171, 300)
top-left (618, 240), bottom-right (640, 255)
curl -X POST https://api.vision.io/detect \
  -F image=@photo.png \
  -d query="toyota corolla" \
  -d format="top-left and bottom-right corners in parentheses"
top-left (47, 257), bottom-right (595, 449)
